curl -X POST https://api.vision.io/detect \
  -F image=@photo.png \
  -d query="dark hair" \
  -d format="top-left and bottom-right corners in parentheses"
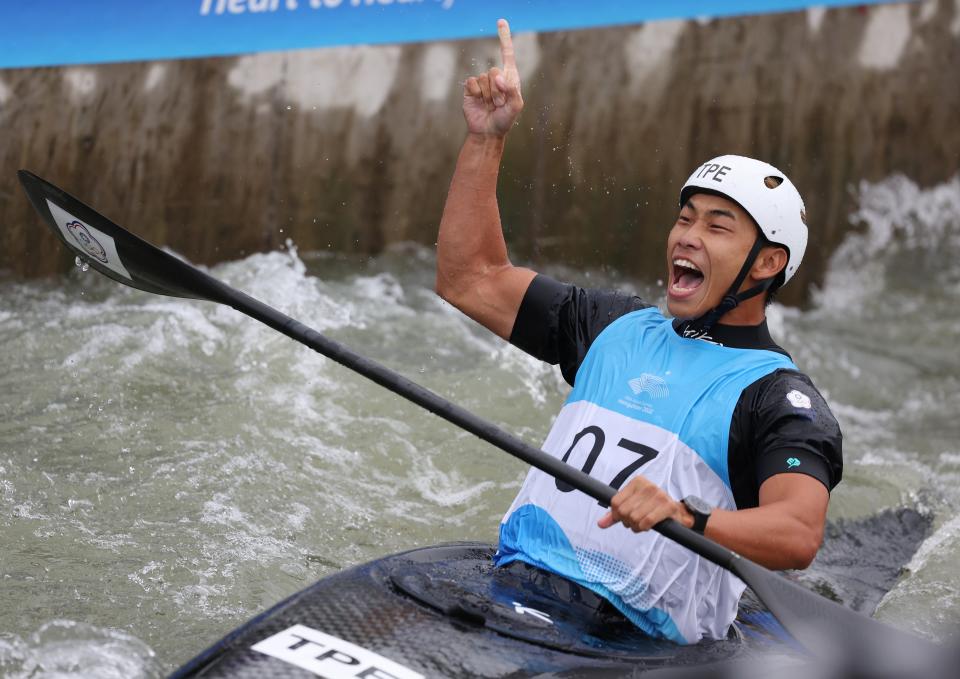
top-left (764, 285), bottom-right (779, 307)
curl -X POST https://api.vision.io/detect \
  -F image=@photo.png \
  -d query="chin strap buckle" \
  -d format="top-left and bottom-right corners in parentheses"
top-left (720, 294), bottom-right (740, 311)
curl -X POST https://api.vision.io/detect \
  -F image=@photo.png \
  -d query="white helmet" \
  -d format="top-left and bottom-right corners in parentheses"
top-left (679, 155), bottom-right (807, 286)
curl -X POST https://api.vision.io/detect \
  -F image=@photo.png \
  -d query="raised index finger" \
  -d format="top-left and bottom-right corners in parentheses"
top-left (497, 18), bottom-right (517, 73)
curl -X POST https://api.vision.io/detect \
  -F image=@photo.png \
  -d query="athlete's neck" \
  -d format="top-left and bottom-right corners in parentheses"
top-left (673, 317), bottom-right (787, 356)
top-left (716, 296), bottom-right (766, 326)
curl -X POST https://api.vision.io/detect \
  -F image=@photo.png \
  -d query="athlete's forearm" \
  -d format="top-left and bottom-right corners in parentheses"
top-left (704, 502), bottom-right (824, 571)
top-left (603, 472), bottom-right (826, 571)
top-left (435, 134), bottom-right (511, 302)
top-left (435, 134), bottom-right (536, 338)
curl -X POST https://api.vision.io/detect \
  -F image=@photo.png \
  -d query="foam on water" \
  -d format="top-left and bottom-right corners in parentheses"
top-left (797, 174), bottom-right (960, 638)
top-left (0, 620), bottom-right (159, 679)
top-left (1, 174), bottom-right (959, 672)
top-left (2, 239), bottom-right (571, 673)
top-left (876, 513), bottom-right (960, 641)
top-left (815, 174), bottom-right (960, 311)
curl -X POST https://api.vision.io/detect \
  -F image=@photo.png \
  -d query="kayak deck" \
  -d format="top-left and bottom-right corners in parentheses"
top-left (170, 542), bottom-right (795, 678)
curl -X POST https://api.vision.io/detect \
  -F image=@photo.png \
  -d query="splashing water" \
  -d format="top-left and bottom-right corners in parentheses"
top-left (0, 175), bottom-right (958, 675)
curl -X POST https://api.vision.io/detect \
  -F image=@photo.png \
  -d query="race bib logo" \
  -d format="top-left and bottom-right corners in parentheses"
top-left (621, 373), bottom-right (669, 415)
top-left (66, 220), bottom-right (109, 263)
top-left (786, 389), bottom-right (812, 409)
top-left (628, 373), bottom-right (669, 399)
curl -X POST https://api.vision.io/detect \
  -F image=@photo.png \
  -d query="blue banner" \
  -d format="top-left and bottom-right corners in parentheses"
top-left (0, 0), bottom-right (908, 70)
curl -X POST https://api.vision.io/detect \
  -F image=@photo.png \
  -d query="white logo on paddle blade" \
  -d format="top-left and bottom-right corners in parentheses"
top-left (46, 200), bottom-right (132, 281)
top-left (786, 390), bottom-right (812, 409)
top-left (65, 221), bottom-right (108, 263)
top-left (628, 374), bottom-right (669, 399)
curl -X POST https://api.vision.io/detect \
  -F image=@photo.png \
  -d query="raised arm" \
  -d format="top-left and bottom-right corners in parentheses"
top-left (435, 19), bottom-right (537, 340)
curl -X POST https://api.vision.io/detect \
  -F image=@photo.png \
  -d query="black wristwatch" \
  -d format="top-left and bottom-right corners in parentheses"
top-left (681, 495), bottom-right (713, 535)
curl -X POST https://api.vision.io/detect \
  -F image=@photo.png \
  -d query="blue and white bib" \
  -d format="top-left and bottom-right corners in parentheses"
top-left (495, 307), bottom-right (796, 644)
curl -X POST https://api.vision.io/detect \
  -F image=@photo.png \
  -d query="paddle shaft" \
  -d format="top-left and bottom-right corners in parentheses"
top-left (201, 274), bottom-right (739, 571)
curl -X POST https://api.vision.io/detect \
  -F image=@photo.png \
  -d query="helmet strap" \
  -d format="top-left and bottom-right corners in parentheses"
top-left (681, 236), bottom-right (773, 336)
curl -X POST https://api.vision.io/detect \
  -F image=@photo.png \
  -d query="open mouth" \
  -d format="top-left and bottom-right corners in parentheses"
top-left (671, 258), bottom-right (704, 293)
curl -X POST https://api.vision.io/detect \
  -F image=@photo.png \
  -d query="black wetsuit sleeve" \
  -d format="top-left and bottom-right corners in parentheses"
top-left (728, 369), bottom-right (843, 509)
top-left (509, 274), bottom-right (652, 386)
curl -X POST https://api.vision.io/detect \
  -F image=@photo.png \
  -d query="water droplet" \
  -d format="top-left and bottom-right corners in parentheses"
top-left (82, 262), bottom-right (90, 272)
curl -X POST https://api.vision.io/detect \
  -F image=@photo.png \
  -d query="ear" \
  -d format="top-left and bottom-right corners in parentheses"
top-left (752, 245), bottom-right (788, 282)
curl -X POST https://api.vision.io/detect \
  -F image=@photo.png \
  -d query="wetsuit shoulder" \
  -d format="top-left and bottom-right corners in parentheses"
top-left (509, 274), bottom-right (652, 386)
top-left (729, 368), bottom-right (843, 508)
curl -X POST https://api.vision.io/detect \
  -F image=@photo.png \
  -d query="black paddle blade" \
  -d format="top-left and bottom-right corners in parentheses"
top-left (732, 557), bottom-right (939, 675)
top-left (17, 170), bottom-right (225, 303)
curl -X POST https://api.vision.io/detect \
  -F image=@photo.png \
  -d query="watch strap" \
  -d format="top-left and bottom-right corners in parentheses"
top-left (689, 507), bottom-right (709, 534)
top-left (682, 495), bottom-right (712, 535)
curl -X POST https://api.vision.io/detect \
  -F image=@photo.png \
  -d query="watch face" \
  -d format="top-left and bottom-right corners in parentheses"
top-left (684, 495), bottom-right (712, 515)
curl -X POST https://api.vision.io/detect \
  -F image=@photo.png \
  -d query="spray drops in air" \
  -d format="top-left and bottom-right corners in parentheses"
top-left (74, 255), bottom-right (90, 272)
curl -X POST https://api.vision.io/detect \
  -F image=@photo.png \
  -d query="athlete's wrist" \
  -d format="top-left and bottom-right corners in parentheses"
top-left (677, 500), bottom-right (696, 530)
top-left (465, 131), bottom-right (509, 148)
top-left (681, 496), bottom-right (714, 535)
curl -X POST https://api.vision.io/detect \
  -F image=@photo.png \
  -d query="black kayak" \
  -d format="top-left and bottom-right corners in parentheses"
top-left (169, 542), bottom-right (798, 679)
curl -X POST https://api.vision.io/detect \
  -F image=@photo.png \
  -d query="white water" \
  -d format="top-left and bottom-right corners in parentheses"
top-left (1, 175), bottom-right (958, 675)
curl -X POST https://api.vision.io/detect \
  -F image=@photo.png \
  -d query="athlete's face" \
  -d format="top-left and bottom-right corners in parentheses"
top-left (665, 193), bottom-right (759, 320)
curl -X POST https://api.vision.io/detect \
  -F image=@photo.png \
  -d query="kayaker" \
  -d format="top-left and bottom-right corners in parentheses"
top-left (435, 19), bottom-right (842, 645)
